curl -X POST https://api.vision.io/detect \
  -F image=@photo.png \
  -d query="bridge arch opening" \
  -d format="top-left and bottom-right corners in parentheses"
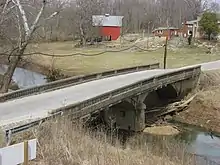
top-left (157, 84), bottom-right (178, 100)
top-left (144, 84), bottom-right (178, 109)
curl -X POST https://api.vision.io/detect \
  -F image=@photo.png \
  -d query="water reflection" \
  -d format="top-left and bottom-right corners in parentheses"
top-left (136, 126), bottom-right (220, 164)
top-left (0, 64), bottom-right (46, 88)
top-left (176, 130), bottom-right (220, 164)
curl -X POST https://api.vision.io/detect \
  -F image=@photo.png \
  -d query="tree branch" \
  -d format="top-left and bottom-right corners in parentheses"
top-left (1, 0), bottom-right (11, 15)
top-left (26, 0), bottom-right (46, 41)
top-left (0, 0), bottom-right (16, 24)
top-left (14, 0), bottom-right (30, 34)
top-left (45, 11), bottom-right (59, 21)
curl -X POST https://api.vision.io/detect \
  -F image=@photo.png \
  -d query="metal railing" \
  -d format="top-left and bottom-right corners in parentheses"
top-left (4, 65), bottom-right (201, 137)
top-left (0, 63), bottom-right (160, 102)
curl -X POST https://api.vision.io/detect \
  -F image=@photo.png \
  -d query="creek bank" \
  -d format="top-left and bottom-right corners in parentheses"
top-left (162, 69), bottom-right (220, 135)
top-left (0, 74), bottom-right (19, 91)
top-left (172, 86), bottom-right (220, 134)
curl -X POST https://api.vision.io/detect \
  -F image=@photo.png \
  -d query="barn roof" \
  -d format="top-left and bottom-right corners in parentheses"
top-left (152, 27), bottom-right (178, 32)
top-left (92, 15), bottom-right (124, 27)
top-left (185, 20), bottom-right (198, 25)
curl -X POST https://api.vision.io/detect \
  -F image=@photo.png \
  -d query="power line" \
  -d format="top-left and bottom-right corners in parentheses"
top-left (0, 45), bottom-right (159, 57)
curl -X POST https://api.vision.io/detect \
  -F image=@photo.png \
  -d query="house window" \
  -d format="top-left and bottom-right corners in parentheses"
top-left (158, 30), bottom-right (163, 34)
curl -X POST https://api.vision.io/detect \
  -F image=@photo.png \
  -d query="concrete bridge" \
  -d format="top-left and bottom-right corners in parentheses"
top-left (0, 64), bottom-right (201, 136)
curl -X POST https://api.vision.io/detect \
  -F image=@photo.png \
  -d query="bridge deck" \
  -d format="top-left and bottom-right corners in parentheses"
top-left (0, 69), bottom-right (175, 127)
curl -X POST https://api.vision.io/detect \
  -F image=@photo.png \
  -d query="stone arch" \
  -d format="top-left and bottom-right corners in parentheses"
top-left (172, 77), bottom-right (199, 99)
top-left (144, 84), bottom-right (179, 109)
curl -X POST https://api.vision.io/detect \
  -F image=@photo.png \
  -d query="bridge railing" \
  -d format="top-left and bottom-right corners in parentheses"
top-left (0, 63), bottom-right (160, 102)
top-left (4, 65), bottom-right (201, 137)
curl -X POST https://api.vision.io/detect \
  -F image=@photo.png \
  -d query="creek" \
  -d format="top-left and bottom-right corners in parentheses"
top-left (177, 124), bottom-right (220, 165)
top-left (142, 124), bottom-right (220, 165)
top-left (0, 64), bottom-right (47, 89)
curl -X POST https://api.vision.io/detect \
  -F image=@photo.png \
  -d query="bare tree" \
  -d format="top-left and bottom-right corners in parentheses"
top-left (75, 0), bottom-right (105, 46)
top-left (0, 0), bottom-right (59, 93)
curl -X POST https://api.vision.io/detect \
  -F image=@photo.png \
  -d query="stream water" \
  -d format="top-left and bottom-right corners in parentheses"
top-left (0, 64), bottom-right (47, 89)
top-left (176, 126), bottom-right (220, 165)
top-left (142, 124), bottom-right (220, 165)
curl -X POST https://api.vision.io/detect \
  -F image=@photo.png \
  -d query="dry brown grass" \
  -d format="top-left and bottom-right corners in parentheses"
top-left (175, 70), bottom-right (220, 132)
top-left (22, 119), bottom-right (199, 165)
top-left (198, 69), bottom-right (220, 89)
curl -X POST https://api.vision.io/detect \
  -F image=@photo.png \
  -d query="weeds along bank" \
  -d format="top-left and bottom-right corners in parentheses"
top-left (175, 69), bottom-right (220, 133)
top-left (15, 119), bottom-right (195, 165)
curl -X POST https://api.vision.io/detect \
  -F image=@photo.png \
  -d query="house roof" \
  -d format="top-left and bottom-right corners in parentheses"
top-left (152, 27), bottom-right (178, 32)
top-left (185, 20), bottom-right (198, 25)
top-left (92, 15), bottom-right (124, 27)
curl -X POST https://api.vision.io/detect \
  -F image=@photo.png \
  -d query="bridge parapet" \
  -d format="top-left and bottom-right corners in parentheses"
top-left (0, 63), bottom-right (160, 102)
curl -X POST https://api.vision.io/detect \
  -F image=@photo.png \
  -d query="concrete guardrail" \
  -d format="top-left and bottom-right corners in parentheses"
top-left (0, 63), bottom-right (160, 102)
top-left (4, 65), bottom-right (201, 137)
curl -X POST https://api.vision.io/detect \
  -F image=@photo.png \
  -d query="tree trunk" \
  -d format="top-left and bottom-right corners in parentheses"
top-left (80, 24), bottom-right (86, 46)
top-left (0, 49), bottom-right (23, 93)
top-left (208, 33), bottom-right (211, 40)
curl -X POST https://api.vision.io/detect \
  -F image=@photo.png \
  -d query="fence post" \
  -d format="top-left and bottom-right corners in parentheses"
top-left (24, 140), bottom-right (28, 165)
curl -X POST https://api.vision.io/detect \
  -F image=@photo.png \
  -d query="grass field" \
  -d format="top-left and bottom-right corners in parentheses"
top-left (27, 41), bottom-right (220, 76)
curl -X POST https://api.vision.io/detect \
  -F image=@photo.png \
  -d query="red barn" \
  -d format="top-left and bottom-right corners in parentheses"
top-left (92, 14), bottom-right (124, 41)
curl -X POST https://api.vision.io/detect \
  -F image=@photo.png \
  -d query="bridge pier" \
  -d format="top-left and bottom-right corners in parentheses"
top-left (103, 94), bottom-right (147, 132)
top-left (134, 102), bottom-right (146, 132)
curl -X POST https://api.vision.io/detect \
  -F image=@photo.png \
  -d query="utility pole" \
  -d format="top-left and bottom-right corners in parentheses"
top-left (163, 19), bottom-right (169, 69)
top-left (163, 36), bottom-right (168, 69)
top-left (147, 21), bottom-right (151, 49)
